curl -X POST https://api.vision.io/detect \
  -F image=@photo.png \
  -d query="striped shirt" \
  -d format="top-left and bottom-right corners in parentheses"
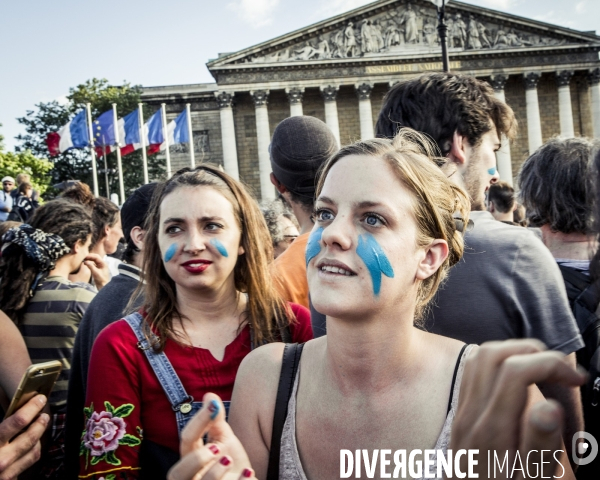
top-left (20, 275), bottom-right (96, 413)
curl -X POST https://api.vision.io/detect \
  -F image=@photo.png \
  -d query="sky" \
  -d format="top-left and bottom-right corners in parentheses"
top-left (2, 0), bottom-right (599, 152)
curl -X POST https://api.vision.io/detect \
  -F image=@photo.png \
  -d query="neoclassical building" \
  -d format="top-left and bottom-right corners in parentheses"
top-left (141, 0), bottom-right (600, 200)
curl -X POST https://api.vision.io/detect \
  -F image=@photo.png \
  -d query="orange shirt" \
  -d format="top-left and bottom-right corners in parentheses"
top-left (273, 232), bottom-right (309, 308)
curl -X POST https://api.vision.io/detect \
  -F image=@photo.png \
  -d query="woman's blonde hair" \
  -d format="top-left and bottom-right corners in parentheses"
top-left (316, 128), bottom-right (471, 320)
top-left (134, 164), bottom-right (293, 351)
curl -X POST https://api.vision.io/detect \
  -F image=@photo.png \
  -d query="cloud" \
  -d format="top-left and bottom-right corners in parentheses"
top-left (575, 1), bottom-right (587, 14)
top-left (227, 0), bottom-right (280, 28)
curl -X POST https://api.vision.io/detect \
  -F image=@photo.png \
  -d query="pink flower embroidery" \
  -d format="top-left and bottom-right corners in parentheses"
top-left (83, 411), bottom-right (127, 456)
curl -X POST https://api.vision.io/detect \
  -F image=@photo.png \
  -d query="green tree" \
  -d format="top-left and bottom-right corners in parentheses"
top-left (0, 150), bottom-right (54, 196)
top-left (16, 79), bottom-right (165, 198)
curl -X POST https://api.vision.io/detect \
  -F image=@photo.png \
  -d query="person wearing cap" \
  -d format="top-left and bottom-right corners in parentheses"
top-left (0, 176), bottom-right (15, 222)
top-left (63, 182), bottom-right (158, 479)
top-left (270, 116), bottom-right (338, 310)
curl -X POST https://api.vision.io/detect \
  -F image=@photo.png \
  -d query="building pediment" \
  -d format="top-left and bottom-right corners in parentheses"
top-left (207, 0), bottom-right (599, 74)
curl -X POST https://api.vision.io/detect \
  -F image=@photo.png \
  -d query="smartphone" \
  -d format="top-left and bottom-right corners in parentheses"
top-left (4, 361), bottom-right (62, 418)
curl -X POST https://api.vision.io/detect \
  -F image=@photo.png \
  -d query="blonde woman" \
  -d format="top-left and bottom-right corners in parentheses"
top-left (167, 131), bottom-right (580, 480)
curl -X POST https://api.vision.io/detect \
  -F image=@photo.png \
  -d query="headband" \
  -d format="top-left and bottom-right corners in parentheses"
top-left (2, 224), bottom-right (71, 272)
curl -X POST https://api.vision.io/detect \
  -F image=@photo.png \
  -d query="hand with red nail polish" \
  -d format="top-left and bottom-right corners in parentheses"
top-left (167, 393), bottom-right (255, 480)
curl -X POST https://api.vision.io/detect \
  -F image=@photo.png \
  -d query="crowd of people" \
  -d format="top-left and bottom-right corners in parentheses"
top-left (0, 71), bottom-right (598, 480)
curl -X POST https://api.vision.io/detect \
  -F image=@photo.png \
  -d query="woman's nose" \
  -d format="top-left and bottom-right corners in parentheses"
top-left (321, 215), bottom-right (354, 251)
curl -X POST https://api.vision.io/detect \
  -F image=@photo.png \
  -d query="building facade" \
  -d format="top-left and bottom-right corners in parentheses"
top-left (141, 0), bottom-right (600, 199)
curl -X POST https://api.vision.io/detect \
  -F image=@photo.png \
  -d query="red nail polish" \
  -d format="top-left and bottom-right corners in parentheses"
top-left (208, 444), bottom-right (219, 455)
top-left (243, 468), bottom-right (253, 477)
top-left (220, 456), bottom-right (231, 466)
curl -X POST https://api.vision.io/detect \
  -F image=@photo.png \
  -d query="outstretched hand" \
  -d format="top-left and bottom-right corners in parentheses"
top-left (83, 253), bottom-right (110, 290)
top-left (0, 394), bottom-right (49, 478)
top-left (450, 340), bottom-right (586, 479)
top-left (168, 393), bottom-right (256, 480)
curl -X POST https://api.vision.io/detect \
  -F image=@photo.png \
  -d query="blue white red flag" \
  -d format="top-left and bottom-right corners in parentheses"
top-left (46, 110), bottom-right (89, 155)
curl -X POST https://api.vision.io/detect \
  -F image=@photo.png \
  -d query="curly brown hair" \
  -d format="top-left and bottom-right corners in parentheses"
top-left (60, 182), bottom-right (120, 247)
top-left (133, 164), bottom-right (294, 352)
top-left (375, 72), bottom-right (517, 155)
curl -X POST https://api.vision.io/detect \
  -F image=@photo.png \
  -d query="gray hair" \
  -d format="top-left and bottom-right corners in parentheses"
top-left (518, 137), bottom-right (597, 234)
top-left (260, 199), bottom-right (297, 246)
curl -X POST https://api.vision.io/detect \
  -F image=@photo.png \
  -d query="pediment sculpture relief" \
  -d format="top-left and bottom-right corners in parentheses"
top-left (242, 2), bottom-right (569, 64)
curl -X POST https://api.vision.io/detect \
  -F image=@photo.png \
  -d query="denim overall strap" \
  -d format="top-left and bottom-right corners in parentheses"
top-left (123, 312), bottom-right (203, 436)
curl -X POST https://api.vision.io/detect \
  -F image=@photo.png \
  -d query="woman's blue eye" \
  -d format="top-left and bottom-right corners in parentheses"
top-left (365, 213), bottom-right (384, 227)
top-left (317, 210), bottom-right (334, 221)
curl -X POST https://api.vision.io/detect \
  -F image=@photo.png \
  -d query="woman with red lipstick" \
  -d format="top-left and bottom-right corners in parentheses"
top-left (80, 166), bottom-right (312, 480)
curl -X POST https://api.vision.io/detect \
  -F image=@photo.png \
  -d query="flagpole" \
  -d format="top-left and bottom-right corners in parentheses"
top-left (161, 103), bottom-right (172, 178)
top-left (112, 104), bottom-right (125, 205)
top-left (186, 103), bottom-right (195, 168)
top-left (138, 103), bottom-right (149, 184)
top-left (102, 148), bottom-right (110, 198)
top-left (85, 103), bottom-right (99, 197)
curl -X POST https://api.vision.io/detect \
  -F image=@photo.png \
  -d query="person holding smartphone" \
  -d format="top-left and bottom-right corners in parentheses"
top-left (0, 311), bottom-right (48, 478)
top-left (0, 200), bottom-right (105, 478)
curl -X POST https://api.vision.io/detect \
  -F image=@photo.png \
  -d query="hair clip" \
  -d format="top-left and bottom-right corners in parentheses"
top-left (453, 217), bottom-right (474, 234)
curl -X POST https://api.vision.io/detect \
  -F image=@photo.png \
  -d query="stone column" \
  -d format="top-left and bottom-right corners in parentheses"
top-left (286, 87), bottom-right (304, 117)
top-left (356, 83), bottom-right (374, 140)
top-left (589, 68), bottom-right (600, 139)
top-left (215, 92), bottom-right (240, 181)
top-left (320, 85), bottom-right (340, 147)
top-left (524, 72), bottom-right (543, 152)
top-left (556, 70), bottom-right (575, 137)
top-left (490, 74), bottom-right (513, 185)
top-left (250, 90), bottom-right (274, 201)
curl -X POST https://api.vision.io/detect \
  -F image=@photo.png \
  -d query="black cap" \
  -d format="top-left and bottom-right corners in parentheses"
top-left (270, 116), bottom-right (338, 198)
top-left (121, 183), bottom-right (158, 243)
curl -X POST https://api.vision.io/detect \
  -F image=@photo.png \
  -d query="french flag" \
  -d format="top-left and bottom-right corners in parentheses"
top-left (46, 110), bottom-right (89, 156)
top-left (146, 108), bottom-right (189, 154)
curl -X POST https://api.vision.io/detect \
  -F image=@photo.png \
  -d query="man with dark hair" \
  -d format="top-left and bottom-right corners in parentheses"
top-left (487, 180), bottom-right (517, 225)
top-left (375, 72), bottom-right (584, 453)
top-left (64, 183), bottom-right (157, 479)
top-left (519, 137), bottom-right (600, 476)
top-left (270, 116), bottom-right (338, 310)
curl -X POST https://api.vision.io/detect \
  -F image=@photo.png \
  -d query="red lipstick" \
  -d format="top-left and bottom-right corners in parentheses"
top-left (181, 259), bottom-right (212, 273)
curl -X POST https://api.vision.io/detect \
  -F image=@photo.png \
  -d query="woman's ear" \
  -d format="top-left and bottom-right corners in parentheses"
top-left (72, 239), bottom-right (84, 254)
top-left (415, 239), bottom-right (449, 281)
top-left (238, 244), bottom-right (245, 256)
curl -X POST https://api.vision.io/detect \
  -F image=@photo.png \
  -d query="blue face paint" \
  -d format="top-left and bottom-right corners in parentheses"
top-left (356, 233), bottom-right (394, 296)
top-left (488, 166), bottom-right (497, 175)
top-left (210, 239), bottom-right (229, 257)
top-left (164, 243), bottom-right (177, 263)
top-left (305, 227), bottom-right (323, 267)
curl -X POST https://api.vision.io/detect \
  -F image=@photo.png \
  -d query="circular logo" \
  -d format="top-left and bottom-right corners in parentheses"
top-left (572, 431), bottom-right (598, 466)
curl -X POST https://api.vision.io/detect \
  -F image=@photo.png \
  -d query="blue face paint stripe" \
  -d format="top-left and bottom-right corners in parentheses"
top-left (210, 239), bottom-right (229, 257)
top-left (356, 233), bottom-right (394, 296)
top-left (164, 243), bottom-right (177, 263)
top-left (488, 167), bottom-right (497, 175)
top-left (305, 227), bottom-right (323, 267)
